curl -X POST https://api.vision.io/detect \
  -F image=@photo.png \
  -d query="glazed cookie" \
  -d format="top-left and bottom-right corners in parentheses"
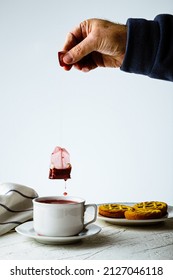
top-left (124, 208), bottom-right (163, 220)
top-left (98, 203), bottom-right (133, 218)
top-left (133, 201), bottom-right (168, 216)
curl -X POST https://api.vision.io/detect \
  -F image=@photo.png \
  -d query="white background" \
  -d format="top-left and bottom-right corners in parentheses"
top-left (0, 0), bottom-right (173, 204)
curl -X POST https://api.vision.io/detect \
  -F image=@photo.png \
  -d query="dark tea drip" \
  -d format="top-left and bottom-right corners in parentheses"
top-left (63, 180), bottom-right (68, 196)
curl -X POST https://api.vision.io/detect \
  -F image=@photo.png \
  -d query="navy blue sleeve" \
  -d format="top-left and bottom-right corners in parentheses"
top-left (121, 14), bottom-right (173, 81)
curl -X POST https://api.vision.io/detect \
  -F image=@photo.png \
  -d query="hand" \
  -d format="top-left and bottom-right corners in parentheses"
top-left (60, 18), bottom-right (127, 72)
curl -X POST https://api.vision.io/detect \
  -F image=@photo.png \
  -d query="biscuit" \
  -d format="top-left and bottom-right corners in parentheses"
top-left (133, 201), bottom-right (167, 216)
top-left (98, 201), bottom-right (168, 220)
top-left (125, 208), bottom-right (163, 220)
top-left (98, 203), bottom-right (133, 218)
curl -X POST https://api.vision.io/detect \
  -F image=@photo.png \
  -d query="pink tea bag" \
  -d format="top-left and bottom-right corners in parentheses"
top-left (49, 146), bottom-right (72, 180)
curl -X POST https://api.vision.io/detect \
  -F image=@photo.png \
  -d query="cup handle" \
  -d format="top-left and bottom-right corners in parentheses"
top-left (84, 204), bottom-right (97, 228)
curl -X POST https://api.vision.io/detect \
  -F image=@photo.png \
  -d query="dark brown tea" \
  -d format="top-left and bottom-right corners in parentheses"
top-left (49, 166), bottom-right (71, 180)
top-left (39, 199), bottom-right (77, 204)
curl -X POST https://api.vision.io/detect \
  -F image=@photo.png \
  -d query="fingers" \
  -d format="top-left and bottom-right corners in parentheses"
top-left (63, 20), bottom-right (89, 51)
top-left (63, 32), bottom-right (79, 52)
top-left (61, 20), bottom-right (95, 65)
top-left (63, 34), bottom-right (95, 65)
top-left (58, 50), bottom-right (98, 72)
top-left (73, 53), bottom-right (98, 72)
top-left (58, 51), bottom-right (72, 70)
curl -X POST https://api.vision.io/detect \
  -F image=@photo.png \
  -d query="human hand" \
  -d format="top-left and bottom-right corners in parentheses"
top-left (59, 18), bottom-right (127, 72)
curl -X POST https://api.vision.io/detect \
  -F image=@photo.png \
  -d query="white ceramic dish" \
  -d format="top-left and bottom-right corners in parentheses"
top-left (97, 203), bottom-right (173, 225)
top-left (15, 221), bottom-right (101, 244)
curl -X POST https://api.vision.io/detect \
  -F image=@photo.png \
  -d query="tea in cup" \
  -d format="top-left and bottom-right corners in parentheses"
top-left (33, 196), bottom-right (97, 237)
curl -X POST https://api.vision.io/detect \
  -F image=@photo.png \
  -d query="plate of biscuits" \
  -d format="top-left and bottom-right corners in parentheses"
top-left (97, 201), bottom-right (173, 225)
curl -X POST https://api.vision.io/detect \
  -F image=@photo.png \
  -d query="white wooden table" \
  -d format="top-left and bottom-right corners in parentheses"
top-left (0, 218), bottom-right (173, 260)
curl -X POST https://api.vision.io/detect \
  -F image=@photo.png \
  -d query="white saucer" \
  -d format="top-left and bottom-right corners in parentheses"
top-left (15, 221), bottom-right (101, 245)
top-left (97, 203), bottom-right (173, 226)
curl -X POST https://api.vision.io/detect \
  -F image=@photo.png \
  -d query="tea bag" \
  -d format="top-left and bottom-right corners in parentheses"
top-left (49, 146), bottom-right (72, 180)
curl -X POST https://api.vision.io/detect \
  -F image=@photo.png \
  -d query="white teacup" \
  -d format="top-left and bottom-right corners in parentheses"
top-left (33, 196), bottom-right (97, 237)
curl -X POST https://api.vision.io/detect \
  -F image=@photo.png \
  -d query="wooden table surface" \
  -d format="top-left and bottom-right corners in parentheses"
top-left (0, 217), bottom-right (173, 260)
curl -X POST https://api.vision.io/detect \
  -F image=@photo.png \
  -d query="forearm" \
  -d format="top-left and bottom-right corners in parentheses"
top-left (121, 14), bottom-right (173, 81)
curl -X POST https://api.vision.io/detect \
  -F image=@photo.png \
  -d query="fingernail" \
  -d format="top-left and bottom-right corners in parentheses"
top-left (82, 67), bottom-right (90, 72)
top-left (63, 53), bottom-right (73, 64)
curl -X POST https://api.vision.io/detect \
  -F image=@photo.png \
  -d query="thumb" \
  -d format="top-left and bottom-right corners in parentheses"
top-left (63, 35), bottom-right (95, 64)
